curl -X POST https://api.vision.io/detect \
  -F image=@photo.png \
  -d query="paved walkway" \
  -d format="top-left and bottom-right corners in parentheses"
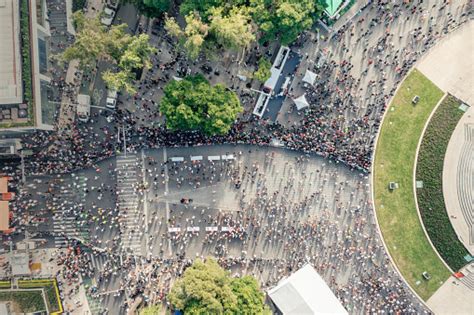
top-left (417, 20), bottom-right (474, 105)
top-left (443, 104), bottom-right (474, 256)
top-left (427, 272), bottom-right (474, 315)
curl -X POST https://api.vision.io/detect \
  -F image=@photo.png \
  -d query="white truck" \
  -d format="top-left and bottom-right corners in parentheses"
top-left (77, 94), bottom-right (91, 122)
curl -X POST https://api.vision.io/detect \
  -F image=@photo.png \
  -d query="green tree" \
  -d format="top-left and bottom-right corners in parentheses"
top-left (230, 276), bottom-right (268, 315)
top-left (168, 258), bottom-right (267, 314)
top-left (165, 13), bottom-right (209, 60)
top-left (102, 69), bottom-right (136, 94)
top-left (179, 0), bottom-right (223, 20)
top-left (62, 13), bottom-right (156, 93)
top-left (209, 6), bottom-right (255, 50)
top-left (250, 0), bottom-right (325, 45)
top-left (123, 0), bottom-right (170, 17)
top-left (62, 12), bottom-right (109, 70)
top-left (160, 75), bottom-right (242, 136)
top-left (168, 258), bottom-right (237, 313)
top-left (253, 57), bottom-right (272, 82)
top-left (139, 304), bottom-right (161, 315)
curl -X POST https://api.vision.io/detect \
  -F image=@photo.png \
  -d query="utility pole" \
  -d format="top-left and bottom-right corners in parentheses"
top-left (20, 151), bottom-right (25, 184)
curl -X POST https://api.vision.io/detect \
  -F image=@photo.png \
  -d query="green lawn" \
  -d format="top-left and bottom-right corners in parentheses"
top-left (0, 290), bottom-right (46, 313)
top-left (416, 95), bottom-right (469, 271)
top-left (373, 69), bottom-right (451, 300)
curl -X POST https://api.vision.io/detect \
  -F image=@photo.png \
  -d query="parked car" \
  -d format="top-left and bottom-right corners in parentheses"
top-left (106, 89), bottom-right (118, 109)
top-left (101, 8), bottom-right (115, 26)
top-left (77, 94), bottom-right (91, 122)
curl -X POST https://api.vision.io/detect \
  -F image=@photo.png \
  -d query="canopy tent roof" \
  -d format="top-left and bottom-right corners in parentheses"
top-left (0, 177), bottom-right (7, 193)
top-left (268, 264), bottom-right (348, 315)
top-left (293, 94), bottom-right (309, 110)
top-left (325, 0), bottom-right (344, 17)
top-left (302, 69), bottom-right (317, 85)
top-left (0, 201), bottom-right (9, 231)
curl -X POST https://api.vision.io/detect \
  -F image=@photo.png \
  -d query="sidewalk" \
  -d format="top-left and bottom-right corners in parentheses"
top-left (330, 0), bottom-right (371, 33)
top-left (56, 0), bottom-right (104, 135)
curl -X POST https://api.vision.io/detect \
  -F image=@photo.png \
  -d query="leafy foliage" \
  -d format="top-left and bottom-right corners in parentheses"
top-left (416, 95), bottom-right (469, 271)
top-left (20, 0), bottom-right (34, 124)
top-left (250, 0), bottom-right (325, 45)
top-left (124, 0), bottom-right (170, 17)
top-left (168, 258), bottom-right (267, 314)
top-left (62, 12), bottom-right (156, 93)
top-left (139, 304), bottom-right (161, 315)
top-left (165, 7), bottom-right (255, 59)
top-left (179, 0), bottom-right (223, 20)
top-left (230, 276), bottom-right (268, 315)
top-left (254, 57), bottom-right (272, 82)
top-left (72, 0), bottom-right (87, 12)
top-left (209, 6), bottom-right (255, 50)
top-left (160, 75), bottom-right (242, 136)
top-left (165, 12), bottom-right (209, 60)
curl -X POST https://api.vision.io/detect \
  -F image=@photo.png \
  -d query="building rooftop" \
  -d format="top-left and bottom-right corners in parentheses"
top-left (0, 0), bottom-right (23, 105)
top-left (325, 0), bottom-right (344, 17)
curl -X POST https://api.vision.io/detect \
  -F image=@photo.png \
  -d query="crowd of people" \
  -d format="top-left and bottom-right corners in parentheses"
top-left (1, 0), bottom-right (471, 314)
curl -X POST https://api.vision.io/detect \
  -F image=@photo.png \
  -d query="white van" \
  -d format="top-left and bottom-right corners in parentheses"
top-left (77, 94), bottom-right (91, 122)
top-left (106, 89), bottom-right (118, 109)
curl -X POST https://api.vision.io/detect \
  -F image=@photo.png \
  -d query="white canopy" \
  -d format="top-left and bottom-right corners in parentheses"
top-left (268, 264), bottom-right (348, 315)
top-left (302, 69), bottom-right (317, 85)
top-left (293, 94), bottom-right (309, 110)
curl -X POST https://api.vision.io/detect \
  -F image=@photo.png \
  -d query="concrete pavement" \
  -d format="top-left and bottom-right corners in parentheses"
top-left (443, 105), bottom-right (474, 255)
top-left (418, 20), bottom-right (474, 105)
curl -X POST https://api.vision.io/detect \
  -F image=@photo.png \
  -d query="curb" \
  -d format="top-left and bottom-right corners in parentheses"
top-left (369, 68), bottom-right (433, 311)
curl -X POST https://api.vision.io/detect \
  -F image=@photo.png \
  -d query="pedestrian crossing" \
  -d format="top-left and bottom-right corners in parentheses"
top-left (116, 154), bottom-right (144, 256)
top-left (52, 174), bottom-right (90, 248)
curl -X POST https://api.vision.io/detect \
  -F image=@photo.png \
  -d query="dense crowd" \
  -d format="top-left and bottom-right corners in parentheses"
top-left (1, 0), bottom-right (471, 314)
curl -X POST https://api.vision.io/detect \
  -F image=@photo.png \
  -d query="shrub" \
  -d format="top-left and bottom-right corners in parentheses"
top-left (20, 0), bottom-right (34, 124)
top-left (416, 95), bottom-right (470, 271)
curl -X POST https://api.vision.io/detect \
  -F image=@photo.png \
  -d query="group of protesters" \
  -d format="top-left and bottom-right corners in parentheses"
top-left (1, 0), bottom-right (472, 314)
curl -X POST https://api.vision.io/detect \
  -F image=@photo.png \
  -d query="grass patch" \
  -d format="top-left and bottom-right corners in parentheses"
top-left (416, 95), bottom-right (469, 271)
top-left (18, 279), bottom-right (62, 313)
top-left (0, 290), bottom-right (46, 313)
top-left (373, 69), bottom-right (450, 300)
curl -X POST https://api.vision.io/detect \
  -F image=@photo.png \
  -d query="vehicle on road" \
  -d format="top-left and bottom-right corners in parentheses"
top-left (106, 89), bottom-right (118, 109)
top-left (77, 94), bottom-right (91, 122)
top-left (101, 8), bottom-right (115, 26)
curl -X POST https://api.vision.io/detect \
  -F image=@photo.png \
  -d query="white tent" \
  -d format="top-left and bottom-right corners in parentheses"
top-left (293, 94), bottom-right (309, 110)
top-left (268, 264), bottom-right (348, 315)
top-left (302, 69), bottom-right (317, 85)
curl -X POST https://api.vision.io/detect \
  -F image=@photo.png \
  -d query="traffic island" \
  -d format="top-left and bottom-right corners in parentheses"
top-left (373, 69), bottom-right (451, 301)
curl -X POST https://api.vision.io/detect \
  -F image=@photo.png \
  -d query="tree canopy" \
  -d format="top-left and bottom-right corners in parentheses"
top-left (175, 0), bottom-right (326, 47)
top-left (165, 12), bottom-right (209, 60)
top-left (254, 57), bottom-right (272, 83)
top-left (165, 7), bottom-right (255, 59)
top-left (139, 304), bottom-right (161, 315)
top-left (209, 6), bottom-right (255, 50)
top-left (62, 12), bottom-right (156, 93)
top-left (168, 258), bottom-right (267, 314)
top-left (124, 0), bottom-right (170, 17)
top-left (159, 75), bottom-right (242, 136)
top-left (250, 0), bottom-right (325, 45)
